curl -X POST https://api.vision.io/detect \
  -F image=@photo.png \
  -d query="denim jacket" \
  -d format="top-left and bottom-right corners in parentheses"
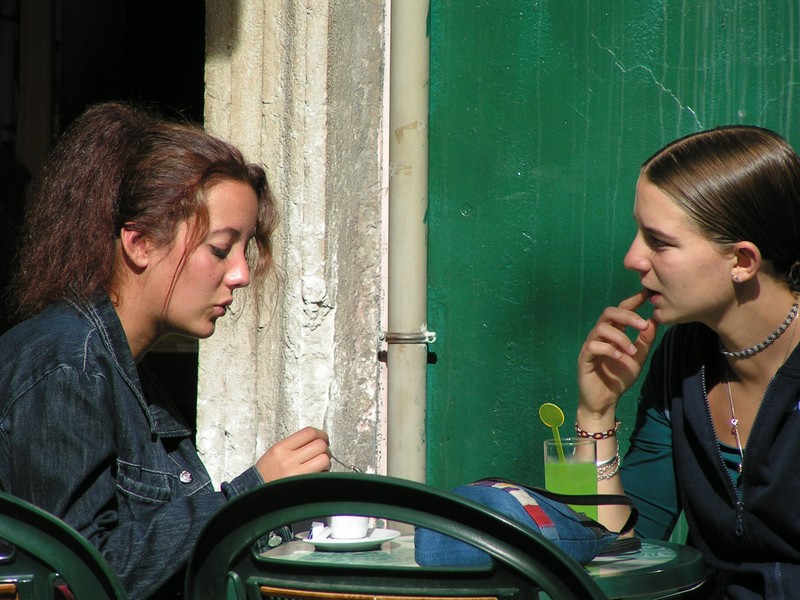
top-left (0, 294), bottom-right (263, 600)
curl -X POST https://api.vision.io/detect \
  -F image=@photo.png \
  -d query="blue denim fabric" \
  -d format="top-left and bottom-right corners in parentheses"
top-left (0, 294), bottom-right (263, 600)
top-left (414, 481), bottom-right (616, 567)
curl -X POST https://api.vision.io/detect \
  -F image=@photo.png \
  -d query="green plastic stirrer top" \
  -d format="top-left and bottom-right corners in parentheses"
top-left (538, 402), bottom-right (566, 462)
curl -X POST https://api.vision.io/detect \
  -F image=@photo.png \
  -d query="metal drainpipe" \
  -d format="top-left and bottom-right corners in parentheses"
top-left (383, 0), bottom-right (433, 483)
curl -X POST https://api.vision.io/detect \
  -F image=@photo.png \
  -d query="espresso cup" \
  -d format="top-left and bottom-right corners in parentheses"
top-left (329, 515), bottom-right (370, 539)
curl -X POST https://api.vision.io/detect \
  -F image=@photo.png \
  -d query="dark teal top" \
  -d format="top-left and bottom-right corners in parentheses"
top-left (621, 322), bottom-right (800, 599)
top-left (621, 404), bottom-right (743, 540)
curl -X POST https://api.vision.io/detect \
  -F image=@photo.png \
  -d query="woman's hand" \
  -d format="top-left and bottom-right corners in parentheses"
top-left (578, 290), bottom-right (659, 417)
top-left (255, 426), bottom-right (331, 483)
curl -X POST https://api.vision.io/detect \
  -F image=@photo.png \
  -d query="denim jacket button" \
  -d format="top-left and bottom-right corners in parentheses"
top-left (179, 470), bottom-right (193, 484)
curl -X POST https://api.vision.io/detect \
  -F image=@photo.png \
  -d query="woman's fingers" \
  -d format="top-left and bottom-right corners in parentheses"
top-left (578, 289), bottom-right (657, 411)
top-left (617, 288), bottom-right (649, 313)
top-left (293, 434), bottom-right (332, 471)
top-left (586, 305), bottom-right (650, 359)
top-left (256, 427), bottom-right (332, 482)
top-left (618, 289), bottom-right (660, 355)
top-left (280, 426), bottom-right (330, 450)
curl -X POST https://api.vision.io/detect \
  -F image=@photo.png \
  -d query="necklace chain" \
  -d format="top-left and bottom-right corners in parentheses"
top-left (722, 315), bottom-right (799, 476)
top-left (719, 300), bottom-right (800, 359)
top-left (724, 378), bottom-right (745, 475)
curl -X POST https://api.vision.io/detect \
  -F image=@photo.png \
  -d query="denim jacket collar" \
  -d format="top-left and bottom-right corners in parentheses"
top-left (67, 293), bottom-right (192, 438)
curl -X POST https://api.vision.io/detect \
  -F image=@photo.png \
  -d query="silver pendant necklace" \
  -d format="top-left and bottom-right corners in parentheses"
top-left (724, 377), bottom-right (745, 475)
top-left (723, 315), bottom-right (799, 475)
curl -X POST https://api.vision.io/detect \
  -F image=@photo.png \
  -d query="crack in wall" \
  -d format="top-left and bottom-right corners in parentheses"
top-left (591, 32), bottom-right (703, 130)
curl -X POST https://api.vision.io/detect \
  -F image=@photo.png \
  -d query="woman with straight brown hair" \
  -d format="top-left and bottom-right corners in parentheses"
top-left (0, 102), bottom-right (331, 600)
top-left (577, 126), bottom-right (800, 599)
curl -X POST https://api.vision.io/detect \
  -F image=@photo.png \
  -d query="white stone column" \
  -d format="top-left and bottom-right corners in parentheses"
top-left (198, 0), bottom-right (388, 485)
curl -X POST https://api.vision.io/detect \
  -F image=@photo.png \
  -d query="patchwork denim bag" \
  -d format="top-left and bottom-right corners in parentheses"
top-left (414, 478), bottom-right (639, 567)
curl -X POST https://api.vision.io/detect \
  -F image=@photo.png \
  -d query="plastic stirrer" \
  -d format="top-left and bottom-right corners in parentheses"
top-left (538, 402), bottom-right (566, 462)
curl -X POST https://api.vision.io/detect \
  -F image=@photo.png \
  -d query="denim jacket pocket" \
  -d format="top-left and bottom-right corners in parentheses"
top-left (116, 459), bottom-right (172, 515)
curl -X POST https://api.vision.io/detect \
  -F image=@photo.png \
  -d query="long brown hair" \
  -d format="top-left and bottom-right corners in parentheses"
top-left (641, 125), bottom-right (800, 289)
top-left (11, 102), bottom-right (277, 319)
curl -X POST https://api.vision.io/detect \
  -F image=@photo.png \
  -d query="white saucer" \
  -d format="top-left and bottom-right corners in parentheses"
top-left (296, 528), bottom-right (401, 552)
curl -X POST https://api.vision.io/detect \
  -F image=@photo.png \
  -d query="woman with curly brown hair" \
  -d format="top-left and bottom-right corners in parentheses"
top-left (0, 102), bottom-right (330, 599)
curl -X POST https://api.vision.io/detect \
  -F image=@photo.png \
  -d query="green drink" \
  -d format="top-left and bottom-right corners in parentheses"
top-left (544, 460), bottom-right (598, 520)
top-left (543, 437), bottom-right (597, 521)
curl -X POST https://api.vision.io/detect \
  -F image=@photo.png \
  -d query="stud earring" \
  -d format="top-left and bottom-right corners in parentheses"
top-left (731, 273), bottom-right (742, 283)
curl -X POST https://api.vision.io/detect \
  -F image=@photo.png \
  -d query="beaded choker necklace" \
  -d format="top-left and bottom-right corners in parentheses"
top-left (719, 299), bottom-right (800, 359)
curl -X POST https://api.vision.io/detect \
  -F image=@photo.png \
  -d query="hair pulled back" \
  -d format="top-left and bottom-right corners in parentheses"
top-left (12, 102), bottom-right (277, 319)
top-left (641, 125), bottom-right (800, 291)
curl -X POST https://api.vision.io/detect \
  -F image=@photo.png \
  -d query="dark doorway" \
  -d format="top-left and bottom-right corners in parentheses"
top-left (2, 0), bottom-right (205, 433)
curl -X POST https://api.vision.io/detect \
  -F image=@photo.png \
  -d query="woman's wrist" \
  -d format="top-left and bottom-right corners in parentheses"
top-left (596, 447), bottom-right (621, 480)
top-left (575, 418), bottom-right (620, 440)
top-left (575, 405), bottom-right (618, 431)
top-left (575, 407), bottom-right (622, 469)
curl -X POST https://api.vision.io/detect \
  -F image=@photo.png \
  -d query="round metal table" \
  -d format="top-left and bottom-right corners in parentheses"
top-left (265, 534), bottom-right (707, 599)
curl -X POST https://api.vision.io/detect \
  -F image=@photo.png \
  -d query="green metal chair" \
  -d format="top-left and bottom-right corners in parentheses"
top-left (0, 491), bottom-right (127, 599)
top-left (185, 473), bottom-right (607, 600)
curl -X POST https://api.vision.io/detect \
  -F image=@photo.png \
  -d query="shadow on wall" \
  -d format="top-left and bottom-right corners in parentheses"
top-left (206, 0), bottom-right (242, 59)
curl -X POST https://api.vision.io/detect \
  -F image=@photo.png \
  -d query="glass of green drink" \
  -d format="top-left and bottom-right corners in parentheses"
top-left (543, 437), bottom-right (597, 520)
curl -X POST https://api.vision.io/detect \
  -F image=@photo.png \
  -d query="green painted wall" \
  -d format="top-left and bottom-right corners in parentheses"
top-left (427, 1), bottom-right (800, 492)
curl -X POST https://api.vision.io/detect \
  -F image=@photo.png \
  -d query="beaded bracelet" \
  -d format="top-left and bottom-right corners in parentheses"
top-left (575, 419), bottom-right (620, 440)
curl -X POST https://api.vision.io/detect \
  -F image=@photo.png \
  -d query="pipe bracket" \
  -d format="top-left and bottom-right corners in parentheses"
top-left (380, 330), bottom-right (437, 345)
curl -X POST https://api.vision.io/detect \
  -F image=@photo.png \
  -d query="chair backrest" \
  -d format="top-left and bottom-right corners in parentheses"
top-left (185, 473), bottom-right (607, 600)
top-left (0, 492), bottom-right (128, 599)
